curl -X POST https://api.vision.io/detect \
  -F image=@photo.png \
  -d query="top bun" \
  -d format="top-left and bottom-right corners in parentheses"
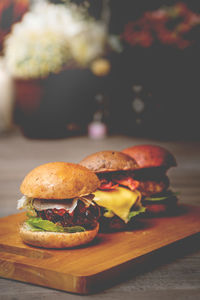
top-left (122, 145), bottom-right (177, 169)
top-left (79, 151), bottom-right (138, 173)
top-left (20, 162), bottom-right (100, 199)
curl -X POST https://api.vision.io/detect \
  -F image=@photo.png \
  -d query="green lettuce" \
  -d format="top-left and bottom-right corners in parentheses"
top-left (144, 190), bottom-right (179, 202)
top-left (25, 222), bottom-right (43, 232)
top-left (128, 206), bottom-right (146, 221)
top-left (25, 217), bottom-right (85, 233)
top-left (17, 195), bottom-right (37, 216)
top-left (63, 226), bottom-right (86, 233)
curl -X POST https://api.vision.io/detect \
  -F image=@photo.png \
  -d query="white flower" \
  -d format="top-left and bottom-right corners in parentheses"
top-left (4, 0), bottom-right (109, 78)
top-left (69, 22), bottom-right (107, 65)
top-left (5, 30), bottom-right (70, 78)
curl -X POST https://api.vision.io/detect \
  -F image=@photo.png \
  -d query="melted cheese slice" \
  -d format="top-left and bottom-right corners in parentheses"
top-left (93, 187), bottom-right (141, 223)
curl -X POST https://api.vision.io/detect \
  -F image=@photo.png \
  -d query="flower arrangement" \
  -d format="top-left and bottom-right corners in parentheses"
top-left (0, 0), bottom-right (29, 52)
top-left (4, 0), bottom-right (114, 79)
top-left (122, 2), bottom-right (200, 49)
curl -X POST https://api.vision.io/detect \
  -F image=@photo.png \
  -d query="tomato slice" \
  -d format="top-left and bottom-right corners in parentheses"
top-left (52, 208), bottom-right (67, 216)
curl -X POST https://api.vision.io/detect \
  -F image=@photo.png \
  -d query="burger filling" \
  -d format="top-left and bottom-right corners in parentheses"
top-left (137, 177), bottom-right (170, 197)
top-left (17, 195), bottom-right (100, 232)
top-left (132, 168), bottom-right (178, 207)
top-left (93, 171), bottom-right (146, 224)
top-left (98, 171), bottom-right (140, 191)
top-left (142, 190), bottom-right (179, 206)
top-left (94, 187), bottom-right (145, 223)
top-left (96, 170), bottom-right (178, 216)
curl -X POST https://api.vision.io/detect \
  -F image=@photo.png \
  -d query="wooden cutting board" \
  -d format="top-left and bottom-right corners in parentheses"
top-left (0, 204), bottom-right (200, 294)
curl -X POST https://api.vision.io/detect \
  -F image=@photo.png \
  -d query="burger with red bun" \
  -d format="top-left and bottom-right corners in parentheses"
top-left (122, 145), bottom-right (178, 215)
top-left (17, 162), bottom-right (100, 248)
top-left (80, 151), bottom-right (145, 231)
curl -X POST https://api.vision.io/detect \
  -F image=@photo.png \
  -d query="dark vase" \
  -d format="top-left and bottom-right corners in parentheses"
top-left (13, 69), bottom-right (101, 139)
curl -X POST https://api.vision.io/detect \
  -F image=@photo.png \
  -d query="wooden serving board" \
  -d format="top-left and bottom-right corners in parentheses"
top-left (0, 205), bottom-right (200, 294)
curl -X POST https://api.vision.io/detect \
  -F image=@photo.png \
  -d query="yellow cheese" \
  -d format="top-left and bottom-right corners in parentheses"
top-left (94, 187), bottom-right (141, 223)
top-left (103, 210), bottom-right (114, 218)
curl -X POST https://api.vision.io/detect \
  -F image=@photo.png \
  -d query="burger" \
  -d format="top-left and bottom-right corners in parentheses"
top-left (79, 151), bottom-right (146, 231)
top-left (122, 145), bottom-right (178, 215)
top-left (17, 162), bottom-right (100, 248)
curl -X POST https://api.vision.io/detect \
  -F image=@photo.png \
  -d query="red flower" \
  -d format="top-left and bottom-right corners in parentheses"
top-left (150, 9), bottom-right (168, 22)
top-left (175, 3), bottom-right (189, 17)
top-left (123, 19), bottom-right (153, 47)
top-left (122, 2), bottom-right (200, 49)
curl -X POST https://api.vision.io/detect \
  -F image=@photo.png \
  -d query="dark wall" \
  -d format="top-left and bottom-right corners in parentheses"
top-left (106, 0), bottom-right (200, 140)
top-left (15, 1), bottom-right (200, 140)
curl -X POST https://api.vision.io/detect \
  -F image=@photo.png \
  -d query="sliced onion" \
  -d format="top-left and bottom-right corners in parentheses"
top-left (33, 198), bottom-right (78, 212)
top-left (33, 194), bottom-right (95, 212)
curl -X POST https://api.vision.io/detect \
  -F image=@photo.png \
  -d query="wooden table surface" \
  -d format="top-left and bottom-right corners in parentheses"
top-left (0, 131), bottom-right (200, 300)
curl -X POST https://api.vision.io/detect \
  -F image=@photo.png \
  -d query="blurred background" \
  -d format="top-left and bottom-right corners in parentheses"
top-left (0, 0), bottom-right (200, 141)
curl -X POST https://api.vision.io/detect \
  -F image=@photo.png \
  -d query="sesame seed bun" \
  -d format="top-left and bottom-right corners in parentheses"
top-left (79, 151), bottom-right (138, 173)
top-left (20, 162), bottom-right (100, 199)
top-left (122, 145), bottom-right (177, 170)
top-left (19, 222), bottom-right (99, 249)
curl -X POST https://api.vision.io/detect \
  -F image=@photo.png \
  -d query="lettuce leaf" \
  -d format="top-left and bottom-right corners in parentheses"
top-left (25, 217), bottom-right (85, 233)
top-left (24, 222), bottom-right (43, 232)
top-left (26, 217), bottom-right (64, 232)
top-left (128, 206), bottom-right (146, 221)
top-left (144, 190), bottom-right (179, 202)
top-left (63, 226), bottom-right (86, 233)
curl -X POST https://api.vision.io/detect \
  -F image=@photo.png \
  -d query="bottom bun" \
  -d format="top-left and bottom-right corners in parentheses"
top-left (144, 198), bottom-right (178, 216)
top-left (99, 217), bottom-right (126, 232)
top-left (98, 216), bottom-right (140, 232)
top-left (145, 203), bottom-right (169, 214)
top-left (19, 222), bottom-right (99, 249)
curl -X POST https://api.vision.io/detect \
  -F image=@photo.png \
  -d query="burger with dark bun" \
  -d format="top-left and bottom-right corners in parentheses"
top-left (122, 145), bottom-right (178, 215)
top-left (17, 162), bottom-right (100, 248)
top-left (80, 151), bottom-right (145, 231)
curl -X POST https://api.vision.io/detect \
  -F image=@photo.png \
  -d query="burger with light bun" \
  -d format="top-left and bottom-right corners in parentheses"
top-left (17, 162), bottom-right (100, 248)
top-left (80, 151), bottom-right (146, 231)
top-left (122, 145), bottom-right (178, 215)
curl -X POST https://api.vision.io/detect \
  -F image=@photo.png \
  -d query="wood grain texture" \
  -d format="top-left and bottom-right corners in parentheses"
top-left (0, 205), bottom-right (199, 294)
